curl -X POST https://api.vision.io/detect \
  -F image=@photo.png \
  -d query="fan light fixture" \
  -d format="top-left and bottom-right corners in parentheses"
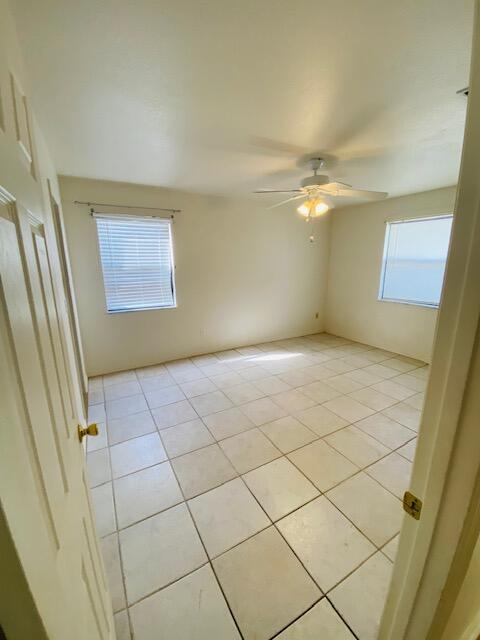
top-left (297, 198), bottom-right (330, 219)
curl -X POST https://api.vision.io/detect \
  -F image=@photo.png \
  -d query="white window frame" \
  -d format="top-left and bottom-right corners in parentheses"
top-left (378, 214), bottom-right (453, 309)
top-left (94, 213), bottom-right (176, 314)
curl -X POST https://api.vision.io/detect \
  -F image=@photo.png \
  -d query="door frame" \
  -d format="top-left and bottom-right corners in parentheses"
top-left (379, 3), bottom-right (480, 638)
top-left (47, 180), bottom-right (88, 410)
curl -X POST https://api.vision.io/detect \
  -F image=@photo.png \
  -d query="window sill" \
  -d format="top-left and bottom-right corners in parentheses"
top-left (107, 305), bottom-right (177, 314)
top-left (377, 297), bottom-right (439, 310)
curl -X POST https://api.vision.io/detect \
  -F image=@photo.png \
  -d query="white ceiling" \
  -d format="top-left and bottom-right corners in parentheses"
top-left (11, 0), bottom-right (473, 200)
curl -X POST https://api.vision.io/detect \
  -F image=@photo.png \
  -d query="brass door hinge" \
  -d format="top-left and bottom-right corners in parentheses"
top-left (403, 491), bottom-right (422, 520)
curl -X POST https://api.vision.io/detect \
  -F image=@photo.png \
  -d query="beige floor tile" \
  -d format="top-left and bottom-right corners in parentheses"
top-left (403, 392), bottom-right (425, 410)
top-left (327, 472), bottom-right (402, 546)
top-left (260, 416), bottom-right (317, 453)
top-left (355, 413), bottom-right (415, 449)
top-left (382, 357), bottom-right (419, 373)
top-left (362, 349), bottom-right (394, 363)
top-left (203, 407), bottom-right (255, 440)
top-left (410, 365), bottom-right (429, 379)
top-left (160, 418), bottom-right (214, 458)
top-left (189, 390), bottom-right (233, 416)
top-left (228, 357), bottom-right (257, 372)
top-left (366, 452), bottom-right (412, 498)
top-left (363, 363), bottom-right (400, 379)
top-left (382, 535), bottom-right (399, 561)
top-left (188, 478), bottom-right (269, 557)
top-left (171, 444), bottom-right (237, 498)
top-left (110, 433), bottom-right (167, 478)
top-left (303, 364), bottom-right (334, 380)
top-left (240, 397), bottom-right (287, 426)
top-left (288, 440), bottom-right (358, 492)
top-left (208, 371), bottom-right (244, 389)
top-left (130, 565), bottom-right (240, 640)
top-left (113, 611), bottom-right (130, 640)
top-left (200, 362), bottom-right (231, 377)
top-left (106, 394), bottom-right (148, 420)
top-left (138, 372), bottom-right (175, 392)
top-left (277, 599), bottom-right (355, 639)
top-left (277, 369), bottom-right (316, 388)
top-left (324, 374), bottom-right (365, 394)
top-left (91, 482), bottom-right (116, 537)
top-left (330, 552), bottom-right (393, 640)
top-left (114, 462), bottom-right (183, 528)
top-left (88, 389), bottom-right (104, 405)
top-left (135, 363), bottom-right (167, 378)
top-left (88, 403), bottom-right (106, 423)
top-left (103, 370), bottom-right (137, 387)
top-left (323, 396), bottom-right (375, 423)
top-left (151, 400), bottom-right (198, 429)
top-left (223, 382), bottom-right (265, 405)
top-left (371, 380), bottom-right (415, 401)
top-left (348, 387), bottom-right (398, 411)
top-left (88, 376), bottom-right (103, 391)
top-left (325, 426), bottom-right (390, 468)
top-left (321, 361), bottom-right (355, 376)
top-left (299, 380), bottom-right (342, 404)
top-left (397, 438), bottom-right (417, 462)
top-left (144, 384), bottom-right (185, 409)
top-left (104, 380), bottom-right (142, 402)
top-left (243, 458), bottom-right (319, 521)
top-left (254, 375), bottom-right (291, 395)
top-left (179, 377), bottom-right (217, 398)
top-left (170, 366), bottom-right (206, 384)
top-left (87, 448), bottom-right (111, 487)
top-left (344, 368), bottom-right (384, 386)
top-left (277, 497), bottom-right (375, 591)
top-left (271, 389), bottom-right (316, 413)
top-left (107, 411), bottom-right (155, 445)
top-left (382, 402), bottom-right (422, 431)
top-left (393, 372), bottom-right (427, 392)
top-left (239, 365), bottom-right (271, 382)
top-left (213, 527), bottom-right (320, 640)
top-left (100, 533), bottom-right (126, 612)
top-left (191, 353), bottom-right (221, 367)
top-left (86, 422), bottom-right (108, 452)
top-left (295, 404), bottom-right (348, 437)
top-left (219, 428), bottom-right (281, 473)
top-left (120, 504), bottom-right (207, 604)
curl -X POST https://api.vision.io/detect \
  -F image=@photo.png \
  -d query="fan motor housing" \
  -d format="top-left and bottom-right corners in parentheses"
top-left (301, 174), bottom-right (329, 188)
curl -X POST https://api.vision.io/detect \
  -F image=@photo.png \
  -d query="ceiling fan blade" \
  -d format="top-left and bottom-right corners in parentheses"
top-left (317, 181), bottom-right (352, 193)
top-left (319, 183), bottom-right (387, 200)
top-left (267, 194), bottom-right (306, 209)
top-left (253, 189), bottom-right (302, 194)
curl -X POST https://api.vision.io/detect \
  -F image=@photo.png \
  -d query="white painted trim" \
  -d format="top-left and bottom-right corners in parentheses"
top-left (378, 4), bottom-right (480, 638)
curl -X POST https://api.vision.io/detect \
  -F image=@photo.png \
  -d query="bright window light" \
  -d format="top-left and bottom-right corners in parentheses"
top-left (379, 215), bottom-right (453, 308)
top-left (95, 214), bottom-right (176, 313)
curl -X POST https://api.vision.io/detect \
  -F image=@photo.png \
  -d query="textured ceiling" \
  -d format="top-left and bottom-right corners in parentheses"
top-left (11, 0), bottom-right (473, 201)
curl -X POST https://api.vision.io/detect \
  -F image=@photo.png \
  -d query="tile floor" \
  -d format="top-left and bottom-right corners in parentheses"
top-left (87, 333), bottom-right (427, 640)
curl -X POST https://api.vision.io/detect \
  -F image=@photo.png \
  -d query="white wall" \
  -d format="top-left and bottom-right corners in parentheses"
top-left (325, 186), bottom-right (457, 363)
top-left (60, 176), bottom-right (330, 375)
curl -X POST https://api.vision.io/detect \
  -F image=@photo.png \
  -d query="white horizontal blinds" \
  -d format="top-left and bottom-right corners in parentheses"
top-left (95, 214), bottom-right (175, 312)
top-left (380, 215), bottom-right (453, 306)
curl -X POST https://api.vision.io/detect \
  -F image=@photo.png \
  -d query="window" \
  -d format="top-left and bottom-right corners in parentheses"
top-left (379, 215), bottom-right (453, 308)
top-left (95, 214), bottom-right (175, 313)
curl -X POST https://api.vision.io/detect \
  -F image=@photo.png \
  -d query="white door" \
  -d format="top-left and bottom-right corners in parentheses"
top-left (0, 191), bottom-right (114, 639)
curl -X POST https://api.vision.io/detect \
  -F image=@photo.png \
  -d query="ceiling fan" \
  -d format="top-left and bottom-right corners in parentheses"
top-left (253, 157), bottom-right (388, 219)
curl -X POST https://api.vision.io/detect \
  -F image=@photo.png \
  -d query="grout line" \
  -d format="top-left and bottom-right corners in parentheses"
top-left (166, 451), bottom-right (246, 640)
top-left (105, 446), bottom-right (135, 640)
top-left (96, 415), bottom-right (416, 537)
top-left (89, 333), bottom-right (425, 637)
